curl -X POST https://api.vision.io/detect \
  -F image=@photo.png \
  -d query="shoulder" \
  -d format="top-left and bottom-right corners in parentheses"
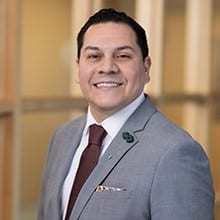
top-left (136, 100), bottom-right (207, 160)
top-left (147, 112), bottom-right (215, 217)
top-left (130, 95), bottom-right (200, 151)
top-left (46, 115), bottom-right (86, 153)
top-left (151, 111), bottom-right (192, 138)
top-left (53, 115), bottom-right (86, 137)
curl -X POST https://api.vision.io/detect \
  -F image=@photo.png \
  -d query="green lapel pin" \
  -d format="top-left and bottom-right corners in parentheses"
top-left (122, 132), bottom-right (134, 143)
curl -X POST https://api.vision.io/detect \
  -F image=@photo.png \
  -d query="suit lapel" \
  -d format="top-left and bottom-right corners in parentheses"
top-left (50, 116), bottom-right (86, 218)
top-left (71, 96), bottom-right (157, 219)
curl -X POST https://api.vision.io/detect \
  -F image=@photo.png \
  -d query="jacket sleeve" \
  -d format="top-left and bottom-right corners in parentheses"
top-left (150, 139), bottom-right (215, 220)
top-left (38, 128), bottom-right (62, 220)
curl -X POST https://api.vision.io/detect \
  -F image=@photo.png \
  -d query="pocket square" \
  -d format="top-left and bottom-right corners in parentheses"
top-left (96, 185), bottom-right (126, 192)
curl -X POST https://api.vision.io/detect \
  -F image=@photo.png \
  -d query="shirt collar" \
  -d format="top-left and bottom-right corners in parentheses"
top-left (85, 92), bottom-right (145, 138)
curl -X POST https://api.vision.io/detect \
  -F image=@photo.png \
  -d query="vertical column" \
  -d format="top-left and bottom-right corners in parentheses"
top-left (7, 0), bottom-right (21, 219)
top-left (71, 0), bottom-right (91, 96)
top-left (10, 0), bottom-right (21, 218)
top-left (135, 0), bottom-right (164, 97)
top-left (0, 0), bottom-right (7, 218)
top-left (0, 0), bottom-right (21, 219)
top-left (0, 0), bottom-right (6, 100)
top-left (183, 0), bottom-right (212, 152)
top-left (184, 0), bottom-right (212, 94)
top-left (0, 121), bottom-right (5, 219)
top-left (71, 0), bottom-right (102, 96)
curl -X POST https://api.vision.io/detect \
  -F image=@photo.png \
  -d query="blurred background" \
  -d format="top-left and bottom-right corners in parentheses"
top-left (0, 0), bottom-right (219, 219)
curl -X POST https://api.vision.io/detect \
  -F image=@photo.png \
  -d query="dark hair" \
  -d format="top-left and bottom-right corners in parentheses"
top-left (77, 8), bottom-right (149, 60)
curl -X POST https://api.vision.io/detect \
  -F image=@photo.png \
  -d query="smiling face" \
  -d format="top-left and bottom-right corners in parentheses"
top-left (76, 22), bottom-right (151, 122)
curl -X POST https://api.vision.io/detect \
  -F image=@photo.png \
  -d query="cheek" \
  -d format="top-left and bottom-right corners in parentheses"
top-left (75, 72), bottom-right (80, 83)
top-left (128, 67), bottom-right (146, 85)
top-left (77, 74), bottom-right (88, 89)
top-left (77, 66), bottom-right (91, 84)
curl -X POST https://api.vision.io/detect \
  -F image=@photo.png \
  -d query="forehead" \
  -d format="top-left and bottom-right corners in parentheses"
top-left (83, 22), bottom-right (137, 47)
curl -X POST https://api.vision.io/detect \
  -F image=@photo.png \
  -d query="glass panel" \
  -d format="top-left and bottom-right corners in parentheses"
top-left (0, 116), bottom-right (13, 220)
top-left (0, 0), bottom-right (5, 100)
top-left (163, 0), bottom-right (186, 94)
top-left (19, 110), bottom-right (84, 219)
top-left (102, 0), bottom-right (135, 17)
top-left (211, 0), bottom-right (220, 93)
top-left (20, 0), bottom-right (72, 97)
top-left (159, 102), bottom-right (184, 128)
top-left (0, 118), bottom-right (3, 220)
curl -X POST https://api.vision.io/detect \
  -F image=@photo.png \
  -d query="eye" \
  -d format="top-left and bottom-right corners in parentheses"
top-left (115, 53), bottom-right (132, 61)
top-left (87, 53), bottom-right (101, 61)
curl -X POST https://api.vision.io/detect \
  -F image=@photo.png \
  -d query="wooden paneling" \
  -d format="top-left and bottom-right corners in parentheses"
top-left (0, 117), bottom-right (13, 220)
top-left (135, 0), bottom-right (164, 96)
top-left (0, 0), bottom-right (20, 219)
top-left (0, 0), bottom-right (6, 100)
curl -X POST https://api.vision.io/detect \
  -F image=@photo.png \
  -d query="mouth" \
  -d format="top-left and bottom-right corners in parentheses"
top-left (94, 82), bottom-right (123, 88)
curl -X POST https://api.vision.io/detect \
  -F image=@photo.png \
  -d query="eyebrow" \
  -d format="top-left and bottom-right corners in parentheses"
top-left (115, 45), bottom-right (136, 52)
top-left (84, 45), bottom-right (136, 52)
top-left (84, 46), bottom-right (99, 51)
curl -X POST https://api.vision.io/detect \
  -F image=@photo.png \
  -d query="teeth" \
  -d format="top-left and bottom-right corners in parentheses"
top-left (95, 82), bottom-right (121, 87)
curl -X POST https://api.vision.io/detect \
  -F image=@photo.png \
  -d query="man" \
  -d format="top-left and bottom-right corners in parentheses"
top-left (38, 8), bottom-right (215, 220)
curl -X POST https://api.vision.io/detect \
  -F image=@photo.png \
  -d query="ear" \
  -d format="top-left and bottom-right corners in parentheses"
top-left (144, 56), bottom-right (151, 84)
top-left (75, 59), bottom-right (80, 84)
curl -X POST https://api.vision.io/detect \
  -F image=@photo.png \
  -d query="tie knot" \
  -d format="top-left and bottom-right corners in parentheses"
top-left (88, 124), bottom-right (106, 146)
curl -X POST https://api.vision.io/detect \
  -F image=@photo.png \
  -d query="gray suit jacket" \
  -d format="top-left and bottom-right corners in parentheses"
top-left (38, 95), bottom-right (215, 220)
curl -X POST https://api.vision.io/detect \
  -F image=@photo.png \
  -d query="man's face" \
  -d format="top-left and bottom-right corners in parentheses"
top-left (76, 22), bottom-right (151, 122)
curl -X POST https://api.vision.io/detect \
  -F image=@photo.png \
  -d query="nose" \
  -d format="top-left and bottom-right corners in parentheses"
top-left (97, 57), bottom-right (119, 74)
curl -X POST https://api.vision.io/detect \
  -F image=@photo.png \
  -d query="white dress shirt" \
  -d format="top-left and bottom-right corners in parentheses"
top-left (62, 93), bottom-right (145, 218)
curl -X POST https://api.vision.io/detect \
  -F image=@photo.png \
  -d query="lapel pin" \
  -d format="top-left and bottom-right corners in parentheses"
top-left (122, 132), bottom-right (134, 143)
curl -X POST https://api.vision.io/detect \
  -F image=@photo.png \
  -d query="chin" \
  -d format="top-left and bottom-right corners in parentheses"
top-left (94, 100), bottom-right (119, 109)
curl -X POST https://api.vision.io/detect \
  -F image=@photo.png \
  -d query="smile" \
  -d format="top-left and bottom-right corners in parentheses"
top-left (94, 82), bottom-right (123, 87)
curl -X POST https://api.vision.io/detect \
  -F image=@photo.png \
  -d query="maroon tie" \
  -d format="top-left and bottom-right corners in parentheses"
top-left (65, 124), bottom-right (106, 220)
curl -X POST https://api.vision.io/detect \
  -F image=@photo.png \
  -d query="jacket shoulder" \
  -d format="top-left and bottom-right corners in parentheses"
top-left (54, 115), bottom-right (86, 136)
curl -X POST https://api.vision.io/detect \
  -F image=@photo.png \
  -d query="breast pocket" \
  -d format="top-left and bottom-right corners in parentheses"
top-left (81, 190), bottom-right (134, 220)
